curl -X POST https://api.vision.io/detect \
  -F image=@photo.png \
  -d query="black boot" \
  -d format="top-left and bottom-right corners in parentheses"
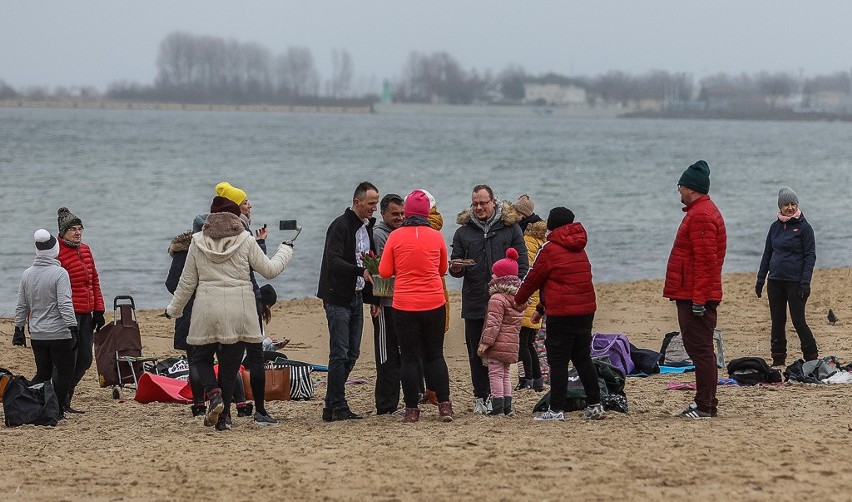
top-left (190, 404), bottom-right (207, 417)
top-left (503, 396), bottom-right (514, 416)
top-left (771, 353), bottom-right (786, 367)
top-left (65, 389), bottom-right (85, 414)
top-left (487, 397), bottom-right (504, 416)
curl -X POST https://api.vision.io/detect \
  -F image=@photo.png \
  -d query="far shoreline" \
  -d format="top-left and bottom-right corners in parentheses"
top-left (5, 99), bottom-right (852, 123)
top-left (0, 98), bottom-right (371, 115)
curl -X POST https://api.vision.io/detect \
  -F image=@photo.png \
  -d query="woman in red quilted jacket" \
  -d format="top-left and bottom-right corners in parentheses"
top-left (56, 206), bottom-right (105, 413)
top-left (514, 207), bottom-right (604, 422)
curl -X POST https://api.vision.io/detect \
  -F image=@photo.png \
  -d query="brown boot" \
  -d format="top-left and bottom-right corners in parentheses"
top-left (424, 389), bottom-right (439, 406)
top-left (402, 407), bottom-right (420, 424)
top-left (804, 351), bottom-right (819, 362)
top-left (771, 353), bottom-right (786, 367)
top-left (438, 401), bottom-right (454, 422)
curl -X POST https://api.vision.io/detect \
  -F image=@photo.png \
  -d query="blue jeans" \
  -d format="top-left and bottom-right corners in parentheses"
top-left (324, 293), bottom-right (363, 410)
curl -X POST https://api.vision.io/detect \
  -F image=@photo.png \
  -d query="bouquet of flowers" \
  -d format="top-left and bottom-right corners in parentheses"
top-left (361, 251), bottom-right (394, 297)
top-left (361, 250), bottom-right (381, 275)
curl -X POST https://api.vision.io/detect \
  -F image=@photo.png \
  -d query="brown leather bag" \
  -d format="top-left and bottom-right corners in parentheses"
top-left (0, 374), bottom-right (10, 402)
top-left (242, 367), bottom-right (290, 401)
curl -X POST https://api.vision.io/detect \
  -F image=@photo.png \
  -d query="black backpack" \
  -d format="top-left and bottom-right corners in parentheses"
top-left (726, 357), bottom-right (782, 386)
top-left (533, 358), bottom-right (626, 412)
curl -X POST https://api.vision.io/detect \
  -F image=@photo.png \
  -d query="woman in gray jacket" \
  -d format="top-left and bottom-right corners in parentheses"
top-left (14, 229), bottom-right (79, 415)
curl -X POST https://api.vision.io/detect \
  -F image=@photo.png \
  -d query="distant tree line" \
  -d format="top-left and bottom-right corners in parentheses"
top-left (101, 32), bottom-right (368, 105)
top-left (1, 31), bottom-right (850, 113)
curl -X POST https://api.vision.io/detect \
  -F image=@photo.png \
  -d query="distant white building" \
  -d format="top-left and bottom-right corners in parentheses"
top-left (523, 83), bottom-right (587, 106)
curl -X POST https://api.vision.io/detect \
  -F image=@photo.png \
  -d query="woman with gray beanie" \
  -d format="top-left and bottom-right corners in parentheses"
top-left (755, 186), bottom-right (819, 366)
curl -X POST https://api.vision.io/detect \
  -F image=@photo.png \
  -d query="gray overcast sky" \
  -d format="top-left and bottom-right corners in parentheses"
top-left (2, 0), bottom-right (851, 91)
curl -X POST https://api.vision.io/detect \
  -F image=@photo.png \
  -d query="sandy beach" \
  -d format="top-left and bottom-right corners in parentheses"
top-left (3, 269), bottom-right (852, 500)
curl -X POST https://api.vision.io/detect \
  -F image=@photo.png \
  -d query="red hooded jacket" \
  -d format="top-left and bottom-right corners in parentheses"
top-left (515, 222), bottom-right (595, 317)
top-left (57, 238), bottom-right (105, 314)
top-left (663, 195), bottom-right (727, 305)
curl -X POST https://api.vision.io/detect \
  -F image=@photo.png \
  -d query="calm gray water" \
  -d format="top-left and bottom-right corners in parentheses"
top-left (2, 107), bottom-right (851, 316)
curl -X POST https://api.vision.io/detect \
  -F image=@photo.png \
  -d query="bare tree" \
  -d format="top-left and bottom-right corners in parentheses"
top-left (276, 46), bottom-right (320, 98)
top-left (497, 64), bottom-right (528, 101)
top-left (592, 71), bottom-right (635, 106)
top-left (757, 71), bottom-right (796, 108)
top-left (329, 49), bottom-right (354, 98)
top-left (0, 79), bottom-right (16, 99)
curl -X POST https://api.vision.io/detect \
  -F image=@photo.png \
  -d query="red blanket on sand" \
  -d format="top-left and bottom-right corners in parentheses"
top-left (134, 372), bottom-right (193, 404)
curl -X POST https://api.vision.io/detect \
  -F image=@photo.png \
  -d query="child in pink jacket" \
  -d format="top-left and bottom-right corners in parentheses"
top-left (477, 248), bottom-right (524, 416)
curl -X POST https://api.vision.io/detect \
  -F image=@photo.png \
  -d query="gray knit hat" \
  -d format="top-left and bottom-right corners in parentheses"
top-left (777, 186), bottom-right (799, 208)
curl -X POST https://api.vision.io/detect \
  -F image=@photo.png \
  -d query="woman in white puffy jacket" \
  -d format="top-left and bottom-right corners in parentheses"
top-left (166, 196), bottom-right (293, 431)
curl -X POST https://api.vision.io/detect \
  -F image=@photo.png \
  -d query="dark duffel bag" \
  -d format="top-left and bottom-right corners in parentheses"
top-left (3, 376), bottom-right (62, 427)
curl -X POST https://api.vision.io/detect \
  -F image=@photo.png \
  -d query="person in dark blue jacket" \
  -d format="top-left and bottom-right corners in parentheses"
top-left (166, 230), bottom-right (206, 416)
top-left (755, 186), bottom-right (819, 367)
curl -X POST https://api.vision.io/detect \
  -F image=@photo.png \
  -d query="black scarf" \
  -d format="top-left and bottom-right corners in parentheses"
top-left (402, 215), bottom-right (431, 227)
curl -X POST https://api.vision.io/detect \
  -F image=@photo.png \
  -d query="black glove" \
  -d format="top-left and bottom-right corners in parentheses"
top-left (12, 325), bottom-right (26, 346)
top-left (93, 310), bottom-right (105, 332)
top-left (800, 283), bottom-right (810, 300)
top-left (755, 282), bottom-right (763, 298)
top-left (69, 325), bottom-right (80, 351)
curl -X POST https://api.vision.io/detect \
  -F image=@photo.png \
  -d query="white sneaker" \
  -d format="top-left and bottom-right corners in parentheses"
top-left (534, 409), bottom-right (565, 422)
top-left (485, 395), bottom-right (493, 413)
top-left (473, 398), bottom-right (488, 414)
top-left (582, 403), bottom-right (605, 420)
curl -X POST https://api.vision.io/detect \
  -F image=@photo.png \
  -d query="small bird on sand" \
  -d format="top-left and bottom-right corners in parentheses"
top-left (828, 308), bottom-right (838, 325)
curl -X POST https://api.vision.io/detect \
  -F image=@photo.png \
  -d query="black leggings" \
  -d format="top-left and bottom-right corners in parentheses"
top-left (31, 338), bottom-right (76, 411)
top-left (185, 345), bottom-right (205, 405)
top-left (518, 326), bottom-right (542, 380)
top-left (191, 341), bottom-right (245, 415)
top-left (464, 318), bottom-right (490, 399)
top-left (544, 314), bottom-right (599, 413)
top-left (243, 342), bottom-right (266, 415)
top-left (767, 279), bottom-right (818, 356)
top-left (396, 306), bottom-right (450, 408)
top-left (68, 312), bottom-right (94, 404)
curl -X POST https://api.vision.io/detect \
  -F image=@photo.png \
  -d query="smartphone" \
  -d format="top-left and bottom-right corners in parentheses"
top-left (279, 220), bottom-right (298, 230)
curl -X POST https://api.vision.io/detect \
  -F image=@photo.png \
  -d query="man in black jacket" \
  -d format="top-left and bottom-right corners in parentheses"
top-left (450, 184), bottom-right (528, 414)
top-left (317, 181), bottom-right (380, 421)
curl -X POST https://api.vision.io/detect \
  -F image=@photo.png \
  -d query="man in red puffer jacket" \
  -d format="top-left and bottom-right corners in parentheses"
top-left (664, 160), bottom-right (727, 420)
top-left (56, 206), bottom-right (105, 414)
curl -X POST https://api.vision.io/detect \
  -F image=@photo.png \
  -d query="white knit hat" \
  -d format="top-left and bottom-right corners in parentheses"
top-left (418, 189), bottom-right (436, 208)
top-left (34, 229), bottom-right (59, 258)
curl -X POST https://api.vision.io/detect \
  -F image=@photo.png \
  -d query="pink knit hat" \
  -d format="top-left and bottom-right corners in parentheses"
top-left (404, 189), bottom-right (431, 218)
top-left (492, 248), bottom-right (519, 277)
